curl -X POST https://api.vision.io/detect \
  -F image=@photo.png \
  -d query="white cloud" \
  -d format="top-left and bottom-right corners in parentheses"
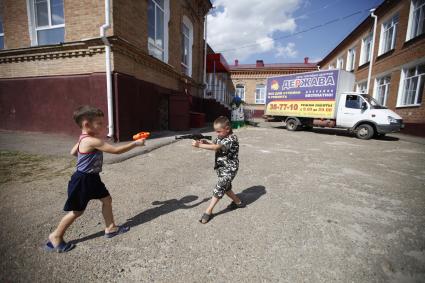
top-left (208, 0), bottom-right (302, 62)
top-left (276, 42), bottom-right (298, 58)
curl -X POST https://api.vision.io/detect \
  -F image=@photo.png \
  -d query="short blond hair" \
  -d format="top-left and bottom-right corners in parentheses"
top-left (214, 116), bottom-right (231, 129)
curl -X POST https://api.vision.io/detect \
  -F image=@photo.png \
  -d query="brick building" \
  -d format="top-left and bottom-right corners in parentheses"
top-left (319, 0), bottom-right (425, 136)
top-left (0, 0), bottom-right (215, 141)
top-left (229, 58), bottom-right (317, 117)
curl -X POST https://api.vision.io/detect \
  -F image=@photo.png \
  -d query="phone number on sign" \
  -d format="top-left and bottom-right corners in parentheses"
top-left (269, 103), bottom-right (299, 111)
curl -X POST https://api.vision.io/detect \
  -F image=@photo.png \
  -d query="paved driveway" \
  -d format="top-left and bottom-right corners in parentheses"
top-left (1, 126), bottom-right (424, 282)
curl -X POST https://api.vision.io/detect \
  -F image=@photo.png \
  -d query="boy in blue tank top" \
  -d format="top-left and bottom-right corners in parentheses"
top-left (45, 106), bottom-right (146, 253)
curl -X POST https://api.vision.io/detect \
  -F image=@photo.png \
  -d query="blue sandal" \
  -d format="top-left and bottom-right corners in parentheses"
top-left (45, 241), bottom-right (75, 253)
top-left (105, 226), bottom-right (130, 238)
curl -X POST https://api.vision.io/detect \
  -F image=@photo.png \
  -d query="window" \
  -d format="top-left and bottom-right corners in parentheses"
top-left (379, 14), bottom-right (399, 55)
top-left (29, 0), bottom-right (65, 46)
top-left (406, 0), bottom-right (425, 40)
top-left (255, 84), bottom-right (266, 104)
top-left (360, 33), bottom-right (372, 65)
top-left (336, 57), bottom-right (344, 69)
top-left (181, 16), bottom-right (193, 77)
top-left (356, 82), bottom-right (367, 93)
top-left (345, 95), bottom-right (362, 109)
top-left (375, 75), bottom-right (391, 106)
top-left (0, 15), bottom-right (4, 49)
top-left (235, 84), bottom-right (245, 101)
top-left (148, 0), bottom-right (169, 62)
top-left (346, 48), bottom-right (356, 71)
top-left (398, 63), bottom-right (425, 106)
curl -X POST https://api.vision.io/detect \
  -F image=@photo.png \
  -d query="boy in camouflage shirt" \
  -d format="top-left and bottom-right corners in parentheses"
top-left (192, 116), bottom-right (245, 224)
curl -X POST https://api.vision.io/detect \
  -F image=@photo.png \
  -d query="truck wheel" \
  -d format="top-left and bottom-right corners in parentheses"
top-left (356, 124), bottom-right (374, 140)
top-left (286, 118), bottom-right (299, 131)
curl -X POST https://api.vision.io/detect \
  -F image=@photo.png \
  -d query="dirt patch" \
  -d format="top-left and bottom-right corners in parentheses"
top-left (0, 150), bottom-right (74, 184)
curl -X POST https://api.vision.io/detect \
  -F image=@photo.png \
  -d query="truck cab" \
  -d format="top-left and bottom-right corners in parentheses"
top-left (337, 92), bottom-right (403, 139)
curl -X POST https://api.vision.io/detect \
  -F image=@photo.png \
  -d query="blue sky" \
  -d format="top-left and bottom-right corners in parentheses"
top-left (208, 0), bottom-right (384, 64)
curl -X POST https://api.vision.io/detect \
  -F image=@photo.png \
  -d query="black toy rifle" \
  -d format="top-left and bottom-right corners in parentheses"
top-left (175, 134), bottom-right (212, 140)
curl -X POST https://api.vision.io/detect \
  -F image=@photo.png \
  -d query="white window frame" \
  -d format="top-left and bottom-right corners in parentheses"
top-left (374, 75), bottom-right (391, 106)
top-left (397, 60), bottom-right (425, 107)
top-left (406, 0), bottom-right (425, 41)
top-left (181, 16), bottom-right (193, 77)
top-left (346, 47), bottom-right (356, 71)
top-left (148, 0), bottom-right (170, 63)
top-left (255, 84), bottom-right (266, 104)
top-left (235, 84), bottom-right (245, 101)
top-left (336, 57), bottom-right (344, 69)
top-left (356, 81), bottom-right (367, 93)
top-left (360, 33), bottom-right (372, 65)
top-left (379, 13), bottom-right (399, 55)
top-left (27, 0), bottom-right (65, 46)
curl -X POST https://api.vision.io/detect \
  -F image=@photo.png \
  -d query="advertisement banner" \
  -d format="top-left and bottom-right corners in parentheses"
top-left (266, 70), bottom-right (339, 118)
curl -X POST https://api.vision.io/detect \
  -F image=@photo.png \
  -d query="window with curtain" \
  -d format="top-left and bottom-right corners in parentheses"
top-left (398, 63), bottom-right (424, 106)
top-left (148, 0), bottom-right (165, 60)
top-left (379, 13), bottom-right (399, 55)
top-left (375, 75), bottom-right (391, 106)
top-left (255, 84), bottom-right (266, 104)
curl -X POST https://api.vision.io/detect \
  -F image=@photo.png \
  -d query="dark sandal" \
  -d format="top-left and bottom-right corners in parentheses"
top-left (105, 226), bottom-right (130, 238)
top-left (45, 241), bottom-right (75, 253)
top-left (227, 201), bottom-right (245, 210)
top-left (199, 213), bottom-right (212, 224)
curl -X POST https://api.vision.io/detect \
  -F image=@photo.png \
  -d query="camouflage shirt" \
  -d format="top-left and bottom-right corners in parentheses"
top-left (214, 134), bottom-right (239, 171)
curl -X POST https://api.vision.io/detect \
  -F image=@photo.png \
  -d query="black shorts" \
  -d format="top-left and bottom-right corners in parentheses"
top-left (63, 171), bottom-right (110, 211)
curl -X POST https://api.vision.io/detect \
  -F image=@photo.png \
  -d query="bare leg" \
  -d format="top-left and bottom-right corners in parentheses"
top-left (205, 196), bottom-right (220, 215)
top-left (225, 190), bottom-right (241, 204)
top-left (100, 196), bottom-right (117, 233)
top-left (49, 210), bottom-right (84, 247)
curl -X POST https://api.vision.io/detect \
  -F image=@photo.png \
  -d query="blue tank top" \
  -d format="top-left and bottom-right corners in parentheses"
top-left (77, 135), bottom-right (103, 173)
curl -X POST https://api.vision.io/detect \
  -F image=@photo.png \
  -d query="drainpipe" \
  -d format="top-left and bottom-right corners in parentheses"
top-left (366, 9), bottom-right (378, 95)
top-left (100, 0), bottom-right (114, 138)
top-left (203, 14), bottom-right (208, 98)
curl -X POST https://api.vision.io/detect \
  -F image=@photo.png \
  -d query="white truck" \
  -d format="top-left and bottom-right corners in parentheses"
top-left (264, 69), bottom-right (403, 139)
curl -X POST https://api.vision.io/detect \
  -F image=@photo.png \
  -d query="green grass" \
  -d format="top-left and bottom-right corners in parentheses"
top-left (0, 150), bottom-right (75, 184)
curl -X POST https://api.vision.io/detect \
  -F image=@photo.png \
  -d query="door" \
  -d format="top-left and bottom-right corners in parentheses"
top-left (337, 94), bottom-right (368, 128)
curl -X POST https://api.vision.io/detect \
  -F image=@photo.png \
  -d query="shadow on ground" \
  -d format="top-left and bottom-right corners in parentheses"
top-left (71, 186), bottom-right (266, 244)
top-left (213, 185), bottom-right (267, 218)
top-left (71, 195), bottom-right (209, 244)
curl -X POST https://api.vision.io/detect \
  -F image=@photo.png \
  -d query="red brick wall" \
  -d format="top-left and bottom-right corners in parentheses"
top-left (319, 0), bottom-right (425, 135)
top-left (3, 0), bottom-right (31, 48)
top-left (0, 73), bottom-right (108, 137)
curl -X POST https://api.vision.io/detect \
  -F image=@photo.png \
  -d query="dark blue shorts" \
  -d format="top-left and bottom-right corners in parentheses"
top-left (64, 171), bottom-right (110, 211)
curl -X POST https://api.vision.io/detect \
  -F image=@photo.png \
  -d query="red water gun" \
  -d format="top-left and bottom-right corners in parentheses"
top-left (133, 132), bottom-right (150, 141)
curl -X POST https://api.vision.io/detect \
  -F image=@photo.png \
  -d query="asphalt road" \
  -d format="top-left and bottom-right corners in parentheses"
top-left (1, 125), bottom-right (424, 282)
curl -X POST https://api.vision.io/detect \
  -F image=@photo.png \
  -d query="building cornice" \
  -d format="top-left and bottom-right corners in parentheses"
top-left (0, 36), bottom-right (204, 89)
top-left (0, 38), bottom-right (105, 64)
top-left (230, 68), bottom-right (317, 75)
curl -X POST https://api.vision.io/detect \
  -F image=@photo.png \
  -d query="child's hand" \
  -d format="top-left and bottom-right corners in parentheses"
top-left (200, 139), bottom-right (209, 144)
top-left (134, 139), bottom-right (145, 146)
top-left (192, 140), bottom-right (200, 147)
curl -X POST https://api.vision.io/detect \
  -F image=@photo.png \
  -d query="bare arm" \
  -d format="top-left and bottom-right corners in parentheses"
top-left (89, 138), bottom-right (145, 154)
top-left (70, 143), bottom-right (79, 156)
top-left (192, 140), bottom-right (222, 151)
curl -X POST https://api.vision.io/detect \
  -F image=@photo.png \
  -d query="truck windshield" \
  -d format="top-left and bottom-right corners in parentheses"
top-left (361, 94), bottom-right (387, 109)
